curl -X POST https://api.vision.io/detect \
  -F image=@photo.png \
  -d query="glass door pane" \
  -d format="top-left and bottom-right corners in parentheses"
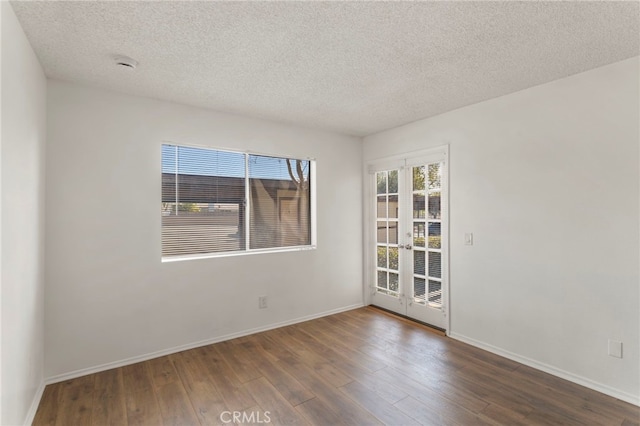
top-left (411, 165), bottom-right (428, 304)
top-left (410, 163), bottom-right (444, 308)
top-left (375, 170), bottom-right (400, 297)
top-left (426, 162), bottom-right (442, 308)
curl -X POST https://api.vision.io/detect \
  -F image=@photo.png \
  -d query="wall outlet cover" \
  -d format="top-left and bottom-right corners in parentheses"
top-left (258, 296), bottom-right (268, 309)
top-left (608, 340), bottom-right (623, 358)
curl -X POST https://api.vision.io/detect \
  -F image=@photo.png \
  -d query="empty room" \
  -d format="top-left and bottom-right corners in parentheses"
top-left (2, 1), bottom-right (639, 425)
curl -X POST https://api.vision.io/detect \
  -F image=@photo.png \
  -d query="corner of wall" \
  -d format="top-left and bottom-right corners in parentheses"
top-left (1, 1), bottom-right (48, 424)
top-left (22, 381), bottom-right (45, 426)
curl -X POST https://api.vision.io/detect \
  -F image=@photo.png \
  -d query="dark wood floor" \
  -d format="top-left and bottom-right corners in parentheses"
top-left (33, 307), bottom-right (639, 425)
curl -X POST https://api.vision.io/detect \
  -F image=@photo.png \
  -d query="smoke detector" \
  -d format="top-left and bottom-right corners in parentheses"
top-left (114, 55), bottom-right (138, 69)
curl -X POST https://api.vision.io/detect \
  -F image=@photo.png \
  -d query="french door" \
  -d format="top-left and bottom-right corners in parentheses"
top-left (369, 147), bottom-right (448, 330)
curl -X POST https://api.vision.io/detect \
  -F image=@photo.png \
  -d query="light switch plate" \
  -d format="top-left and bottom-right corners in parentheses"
top-left (608, 340), bottom-right (623, 358)
top-left (464, 233), bottom-right (473, 245)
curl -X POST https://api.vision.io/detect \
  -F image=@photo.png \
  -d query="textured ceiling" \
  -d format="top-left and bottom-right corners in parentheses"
top-left (10, 1), bottom-right (640, 137)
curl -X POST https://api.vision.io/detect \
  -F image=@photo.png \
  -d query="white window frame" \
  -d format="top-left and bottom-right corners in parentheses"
top-left (161, 142), bottom-right (317, 262)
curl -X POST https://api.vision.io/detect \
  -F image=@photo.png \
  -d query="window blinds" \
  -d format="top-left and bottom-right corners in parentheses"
top-left (161, 144), bottom-right (312, 258)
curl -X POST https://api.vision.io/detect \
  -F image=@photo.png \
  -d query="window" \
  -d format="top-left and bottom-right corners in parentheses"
top-left (161, 144), bottom-right (314, 259)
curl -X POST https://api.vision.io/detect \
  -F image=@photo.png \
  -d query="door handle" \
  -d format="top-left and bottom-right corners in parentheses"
top-left (405, 245), bottom-right (412, 250)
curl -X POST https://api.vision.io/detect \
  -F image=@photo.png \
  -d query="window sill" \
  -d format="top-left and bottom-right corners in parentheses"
top-left (161, 245), bottom-right (317, 263)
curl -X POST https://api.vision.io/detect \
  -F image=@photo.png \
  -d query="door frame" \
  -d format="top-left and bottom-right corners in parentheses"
top-left (363, 145), bottom-right (450, 334)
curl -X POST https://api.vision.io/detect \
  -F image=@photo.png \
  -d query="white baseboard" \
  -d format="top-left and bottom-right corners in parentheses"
top-left (45, 303), bottom-right (364, 385)
top-left (23, 380), bottom-right (46, 426)
top-left (448, 331), bottom-right (640, 407)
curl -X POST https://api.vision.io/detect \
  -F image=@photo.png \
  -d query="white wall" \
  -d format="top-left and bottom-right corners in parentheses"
top-left (45, 81), bottom-right (363, 378)
top-left (1, 2), bottom-right (47, 424)
top-left (363, 57), bottom-right (639, 403)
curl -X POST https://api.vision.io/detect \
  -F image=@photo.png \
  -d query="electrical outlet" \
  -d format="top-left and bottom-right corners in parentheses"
top-left (258, 296), bottom-right (268, 309)
top-left (608, 340), bottom-right (622, 358)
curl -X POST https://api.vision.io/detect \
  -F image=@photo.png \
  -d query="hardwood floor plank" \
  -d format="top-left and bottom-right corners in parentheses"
top-left (32, 384), bottom-right (62, 426)
top-left (183, 380), bottom-right (229, 426)
top-left (168, 351), bottom-right (204, 386)
top-left (344, 310), bottom-right (419, 342)
top-left (383, 360), bottom-right (489, 414)
top-left (365, 306), bottom-right (447, 336)
top-left (410, 374), bottom-right (489, 414)
top-left (349, 371), bottom-right (409, 405)
top-left (233, 405), bottom-right (270, 426)
top-left (523, 408), bottom-right (587, 426)
top-left (122, 362), bottom-right (154, 394)
top-left (401, 393), bottom-right (496, 426)
top-left (360, 339), bottom-right (489, 415)
top-left (318, 315), bottom-right (378, 344)
top-left (444, 339), bottom-right (522, 372)
top-left (314, 316), bottom-right (373, 345)
top-left (360, 317), bottom-right (448, 355)
top-left (274, 357), bottom-right (382, 425)
top-left (359, 342), bottom-right (457, 385)
top-left (394, 396), bottom-right (447, 425)
top-left (91, 368), bottom-right (127, 426)
top-left (147, 356), bottom-right (180, 388)
top-left (253, 330), bottom-right (298, 362)
top-left (441, 368), bottom-right (536, 418)
top-left (511, 363), bottom-right (640, 422)
top-left (428, 376), bottom-right (490, 414)
top-left (124, 389), bottom-right (163, 426)
top-left (244, 336), bottom-right (315, 406)
top-left (122, 361), bottom-right (162, 426)
top-left (58, 375), bottom-right (95, 391)
top-left (291, 324), bottom-right (380, 377)
top-left (197, 345), bottom-right (257, 411)
top-left (301, 320), bottom-right (385, 373)
top-left (215, 340), bottom-right (262, 384)
top-left (374, 367), bottom-right (496, 425)
top-left (295, 397), bottom-right (349, 425)
top-left (480, 402), bottom-right (529, 425)
top-left (171, 351), bottom-right (230, 425)
top-left (154, 381), bottom-right (200, 426)
top-left (267, 328), bottom-right (354, 388)
top-left (459, 360), bottom-right (625, 425)
top-left (339, 380), bottom-right (421, 425)
top-left (196, 345), bottom-right (243, 386)
top-left (244, 377), bottom-right (309, 425)
top-left (54, 376), bottom-right (95, 426)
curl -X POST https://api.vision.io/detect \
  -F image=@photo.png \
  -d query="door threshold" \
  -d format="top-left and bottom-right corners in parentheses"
top-left (367, 305), bottom-right (447, 336)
